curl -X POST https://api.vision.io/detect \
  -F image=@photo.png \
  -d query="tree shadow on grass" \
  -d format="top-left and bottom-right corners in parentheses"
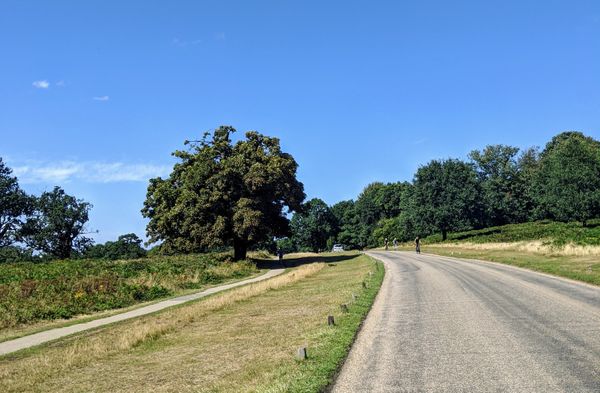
top-left (253, 253), bottom-right (359, 270)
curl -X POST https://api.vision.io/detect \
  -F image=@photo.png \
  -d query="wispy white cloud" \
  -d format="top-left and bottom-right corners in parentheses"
top-left (413, 138), bottom-right (428, 145)
top-left (93, 96), bottom-right (109, 101)
top-left (32, 80), bottom-right (50, 89)
top-left (56, 80), bottom-right (66, 87)
top-left (172, 37), bottom-right (202, 47)
top-left (10, 160), bottom-right (171, 184)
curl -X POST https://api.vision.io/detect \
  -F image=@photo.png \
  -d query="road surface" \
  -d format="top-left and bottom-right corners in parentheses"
top-left (332, 251), bottom-right (600, 393)
top-left (0, 268), bottom-right (284, 356)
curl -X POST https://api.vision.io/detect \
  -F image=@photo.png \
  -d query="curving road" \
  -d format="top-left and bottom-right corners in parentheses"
top-left (332, 251), bottom-right (600, 393)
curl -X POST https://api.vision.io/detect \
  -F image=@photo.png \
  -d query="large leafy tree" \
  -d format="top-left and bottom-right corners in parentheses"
top-left (469, 145), bottom-right (531, 226)
top-left (413, 159), bottom-right (482, 240)
top-left (290, 198), bottom-right (337, 253)
top-left (0, 158), bottom-right (33, 247)
top-left (533, 132), bottom-right (600, 225)
top-left (142, 126), bottom-right (305, 260)
top-left (21, 186), bottom-right (93, 259)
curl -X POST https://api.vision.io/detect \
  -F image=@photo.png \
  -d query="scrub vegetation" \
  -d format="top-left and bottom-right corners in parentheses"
top-left (0, 253), bottom-right (256, 329)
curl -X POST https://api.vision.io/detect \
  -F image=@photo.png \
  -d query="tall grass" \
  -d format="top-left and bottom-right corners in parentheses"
top-left (0, 254), bottom-right (256, 328)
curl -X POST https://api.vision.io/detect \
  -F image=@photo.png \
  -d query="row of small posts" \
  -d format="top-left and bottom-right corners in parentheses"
top-left (296, 262), bottom-right (378, 360)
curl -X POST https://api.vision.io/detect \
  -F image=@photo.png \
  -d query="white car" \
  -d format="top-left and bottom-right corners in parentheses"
top-left (332, 244), bottom-right (344, 252)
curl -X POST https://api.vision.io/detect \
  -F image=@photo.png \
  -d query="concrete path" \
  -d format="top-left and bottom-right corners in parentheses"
top-left (332, 251), bottom-right (600, 393)
top-left (0, 268), bottom-right (285, 356)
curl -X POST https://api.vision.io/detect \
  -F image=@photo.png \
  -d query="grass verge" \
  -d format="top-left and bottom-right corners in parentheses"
top-left (410, 245), bottom-right (600, 286)
top-left (0, 252), bottom-right (384, 393)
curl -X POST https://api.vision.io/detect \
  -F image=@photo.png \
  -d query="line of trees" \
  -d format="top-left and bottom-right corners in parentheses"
top-left (0, 158), bottom-right (146, 262)
top-left (283, 131), bottom-right (600, 252)
top-left (3, 129), bottom-right (597, 261)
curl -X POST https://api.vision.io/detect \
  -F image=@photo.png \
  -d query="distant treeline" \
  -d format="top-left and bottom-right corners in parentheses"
top-left (282, 131), bottom-right (600, 252)
top-left (0, 159), bottom-right (146, 262)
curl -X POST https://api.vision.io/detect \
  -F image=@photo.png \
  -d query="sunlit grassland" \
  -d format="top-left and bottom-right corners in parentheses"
top-left (0, 252), bottom-right (384, 393)
top-left (397, 220), bottom-right (600, 286)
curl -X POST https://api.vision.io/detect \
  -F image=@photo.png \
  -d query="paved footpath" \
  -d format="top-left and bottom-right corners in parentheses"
top-left (332, 251), bottom-right (600, 393)
top-left (0, 268), bottom-right (284, 356)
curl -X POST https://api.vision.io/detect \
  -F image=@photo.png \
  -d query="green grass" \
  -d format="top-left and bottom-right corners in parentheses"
top-left (0, 253), bottom-right (257, 329)
top-left (0, 252), bottom-right (384, 393)
top-left (423, 219), bottom-right (600, 246)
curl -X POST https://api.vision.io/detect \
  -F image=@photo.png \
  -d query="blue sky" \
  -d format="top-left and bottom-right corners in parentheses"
top-left (1, 1), bottom-right (599, 243)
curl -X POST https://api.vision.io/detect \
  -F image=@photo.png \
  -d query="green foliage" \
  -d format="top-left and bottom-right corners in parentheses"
top-left (142, 126), bottom-right (305, 260)
top-left (469, 144), bottom-right (533, 226)
top-left (372, 211), bottom-right (416, 245)
top-left (413, 159), bottom-right (482, 240)
top-left (275, 237), bottom-right (296, 253)
top-left (85, 233), bottom-right (147, 260)
top-left (423, 219), bottom-right (600, 247)
top-left (20, 187), bottom-right (93, 259)
top-left (0, 253), bottom-right (256, 328)
top-left (0, 158), bottom-right (33, 248)
top-left (290, 198), bottom-right (337, 252)
top-left (533, 132), bottom-right (600, 225)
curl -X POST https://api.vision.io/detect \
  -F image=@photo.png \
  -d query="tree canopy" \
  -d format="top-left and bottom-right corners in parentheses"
top-left (21, 186), bottom-right (93, 259)
top-left (533, 132), bottom-right (600, 225)
top-left (142, 126), bottom-right (305, 260)
top-left (290, 198), bottom-right (337, 252)
top-left (0, 158), bottom-right (32, 247)
top-left (413, 159), bottom-right (482, 240)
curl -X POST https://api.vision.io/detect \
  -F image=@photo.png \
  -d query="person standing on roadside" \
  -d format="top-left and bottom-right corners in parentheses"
top-left (415, 236), bottom-right (421, 254)
top-left (384, 238), bottom-right (389, 251)
top-left (393, 238), bottom-right (398, 250)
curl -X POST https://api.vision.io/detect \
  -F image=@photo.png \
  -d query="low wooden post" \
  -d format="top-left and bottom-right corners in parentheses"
top-left (328, 315), bottom-right (335, 326)
top-left (296, 347), bottom-right (308, 360)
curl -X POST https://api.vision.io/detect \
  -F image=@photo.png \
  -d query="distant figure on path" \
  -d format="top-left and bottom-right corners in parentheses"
top-left (415, 236), bottom-right (421, 254)
top-left (384, 238), bottom-right (389, 251)
top-left (277, 248), bottom-right (284, 262)
top-left (393, 238), bottom-right (398, 250)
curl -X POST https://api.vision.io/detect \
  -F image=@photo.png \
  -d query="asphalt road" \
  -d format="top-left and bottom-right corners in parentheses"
top-left (332, 251), bottom-right (600, 393)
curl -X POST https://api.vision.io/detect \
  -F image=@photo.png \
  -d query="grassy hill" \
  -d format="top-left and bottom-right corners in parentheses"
top-left (408, 220), bottom-right (600, 286)
top-left (423, 219), bottom-right (600, 247)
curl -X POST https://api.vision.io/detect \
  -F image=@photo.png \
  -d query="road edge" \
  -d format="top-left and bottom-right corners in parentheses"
top-left (324, 252), bottom-right (388, 393)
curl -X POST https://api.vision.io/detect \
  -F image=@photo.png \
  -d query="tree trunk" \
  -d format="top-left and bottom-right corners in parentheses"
top-left (233, 237), bottom-right (248, 261)
top-left (442, 229), bottom-right (447, 241)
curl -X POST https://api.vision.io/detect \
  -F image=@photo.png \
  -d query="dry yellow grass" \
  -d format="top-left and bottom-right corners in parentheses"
top-left (432, 240), bottom-right (600, 257)
top-left (0, 263), bottom-right (326, 393)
